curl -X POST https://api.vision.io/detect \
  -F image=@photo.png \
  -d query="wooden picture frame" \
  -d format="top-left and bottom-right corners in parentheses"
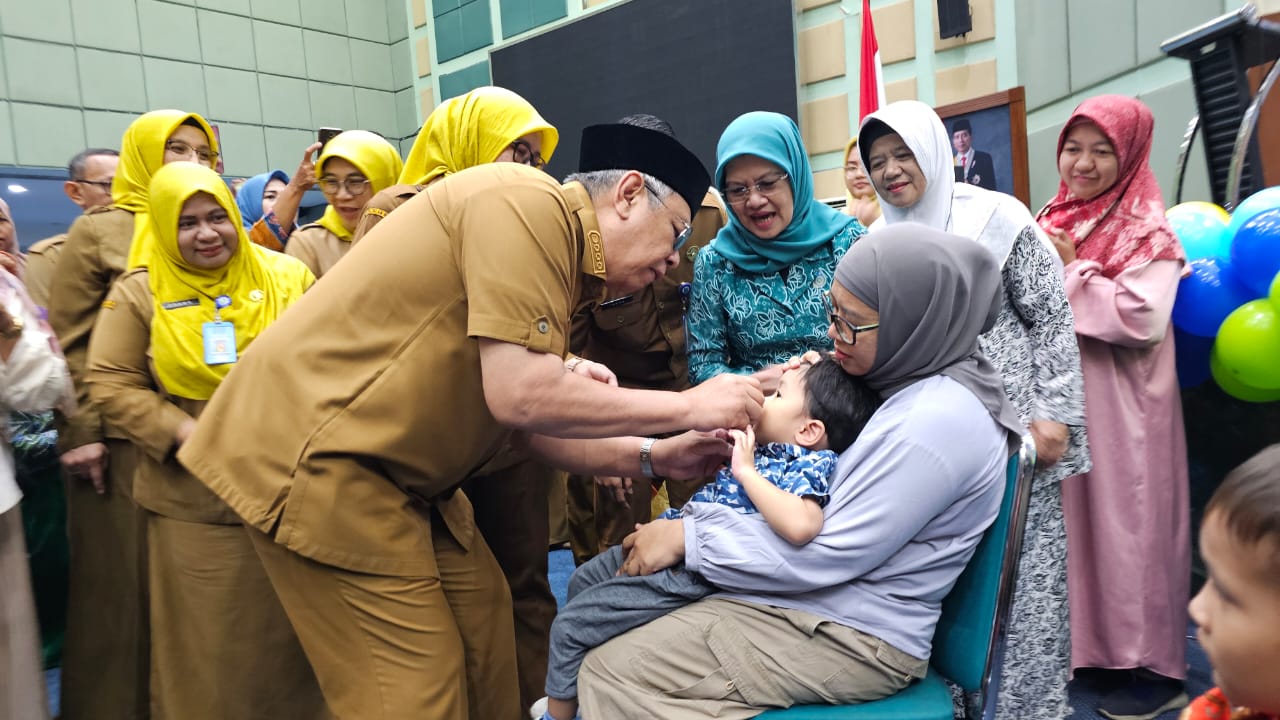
top-left (935, 86), bottom-right (1031, 207)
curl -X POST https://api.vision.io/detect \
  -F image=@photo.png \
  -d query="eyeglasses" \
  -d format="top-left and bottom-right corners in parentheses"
top-left (164, 140), bottom-right (218, 164)
top-left (643, 181), bottom-right (693, 251)
top-left (509, 139), bottom-right (546, 170)
top-left (722, 172), bottom-right (789, 206)
top-left (319, 176), bottom-right (371, 195)
top-left (823, 291), bottom-right (879, 345)
top-left (74, 178), bottom-right (114, 191)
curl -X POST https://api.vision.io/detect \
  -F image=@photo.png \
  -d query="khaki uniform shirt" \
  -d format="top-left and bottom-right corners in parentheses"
top-left (48, 206), bottom-right (136, 450)
top-left (351, 184), bottom-right (425, 243)
top-left (571, 192), bottom-right (726, 391)
top-left (25, 234), bottom-right (67, 310)
top-left (86, 270), bottom-right (236, 524)
top-left (285, 224), bottom-right (347, 278)
top-left (179, 165), bottom-right (607, 576)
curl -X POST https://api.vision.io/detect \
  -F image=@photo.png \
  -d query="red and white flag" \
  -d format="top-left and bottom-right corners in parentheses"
top-left (859, 0), bottom-right (885, 120)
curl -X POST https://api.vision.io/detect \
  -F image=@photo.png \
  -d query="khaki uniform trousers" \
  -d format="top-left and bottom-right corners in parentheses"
top-left (147, 515), bottom-right (328, 720)
top-left (461, 460), bottom-right (558, 712)
top-left (578, 598), bottom-right (927, 720)
top-left (248, 508), bottom-right (519, 720)
top-left (1, 505), bottom-right (51, 720)
top-left (61, 440), bottom-right (150, 720)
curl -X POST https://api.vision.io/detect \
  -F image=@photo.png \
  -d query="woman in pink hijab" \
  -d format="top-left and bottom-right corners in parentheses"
top-left (1037, 95), bottom-right (1190, 720)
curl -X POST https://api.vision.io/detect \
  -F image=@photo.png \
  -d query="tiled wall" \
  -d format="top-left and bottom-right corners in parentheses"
top-left (0, 0), bottom-right (418, 174)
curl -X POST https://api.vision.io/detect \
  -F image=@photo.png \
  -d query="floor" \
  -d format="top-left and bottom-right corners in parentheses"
top-left (42, 549), bottom-right (1213, 719)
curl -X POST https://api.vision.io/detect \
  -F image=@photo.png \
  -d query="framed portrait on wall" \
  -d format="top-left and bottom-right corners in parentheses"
top-left (935, 86), bottom-right (1030, 207)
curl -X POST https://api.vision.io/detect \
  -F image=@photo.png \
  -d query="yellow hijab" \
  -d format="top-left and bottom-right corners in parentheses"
top-left (399, 86), bottom-right (559, 186)
top-left (316, 130), bottom-right (403, 241)
top-left (119, 110), bottom-right (219, 268)
top-left (843, 135), bottom-right (880, 217)
top-left (147, 162), bottom-right (314, 400)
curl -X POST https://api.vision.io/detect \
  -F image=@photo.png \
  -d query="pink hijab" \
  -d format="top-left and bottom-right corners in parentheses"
top-left (1036, 95), bottom-right (1184, 278)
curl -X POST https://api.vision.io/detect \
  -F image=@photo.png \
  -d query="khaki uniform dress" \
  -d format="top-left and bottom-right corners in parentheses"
top-left (565, 192), bottom-right (726, 564)
top-left (284, 223), bottom-right (348, 278)
top-left (46, 205), bottom-right (149, 720)
top-left (178, 165), bottom-right (607, 720)
top-left (24, 234), bottom-right (67, 310)
top-left (88, 270), bottom-right (328, 720)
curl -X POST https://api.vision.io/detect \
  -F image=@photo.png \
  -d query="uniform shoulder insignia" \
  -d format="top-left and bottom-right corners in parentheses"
top-left (364, 207), bottom-right (388, 219)
top-left (101, 299), bottom-right (117, 310)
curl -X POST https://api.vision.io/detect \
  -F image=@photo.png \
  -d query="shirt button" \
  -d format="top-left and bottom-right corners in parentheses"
top-left (616, 317), bottom-right (625, 325)
top-left (657, 301), bottom-right (665, 309)
top-left (537, 320), bottom-right (549, 333)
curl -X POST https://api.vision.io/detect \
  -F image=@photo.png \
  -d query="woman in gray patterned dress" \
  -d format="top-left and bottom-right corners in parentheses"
top-left (858, 100), bottom-right (1090, 720)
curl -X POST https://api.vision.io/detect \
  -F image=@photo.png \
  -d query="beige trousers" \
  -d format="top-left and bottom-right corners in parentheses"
top-left (578, 598), bottom-right (927, 719)
top-left (1, 505), bottom-right (51, 720)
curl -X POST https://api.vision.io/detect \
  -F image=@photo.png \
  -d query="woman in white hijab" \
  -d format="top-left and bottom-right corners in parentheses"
top-left (858, 100), bottom-right (1089, 720)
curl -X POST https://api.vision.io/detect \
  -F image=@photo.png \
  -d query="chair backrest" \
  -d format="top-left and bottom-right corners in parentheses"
top-left (929, 435), bottom-right (1036, 715)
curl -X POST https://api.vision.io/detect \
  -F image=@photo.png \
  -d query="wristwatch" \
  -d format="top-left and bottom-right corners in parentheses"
top-left (639, 437), bottom-right (658, 479)
top-left (0, 313), bottom-right (23, 339)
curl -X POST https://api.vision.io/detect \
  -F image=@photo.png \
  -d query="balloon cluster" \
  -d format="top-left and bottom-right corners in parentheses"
top-left (1170, 188), bottom-right (1280, 402)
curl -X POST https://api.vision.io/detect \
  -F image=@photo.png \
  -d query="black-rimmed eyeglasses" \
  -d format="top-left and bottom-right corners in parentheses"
top-left (509, 139), bottom-right (546, 170)
top-left (73, 179), bottom-right (114, 191)
top-left (824, 291), bottom-right (879, 345)
top-left (643, 181), bottom-right (693, 251)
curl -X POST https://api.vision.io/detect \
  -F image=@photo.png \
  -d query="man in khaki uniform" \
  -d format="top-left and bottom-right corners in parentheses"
top-left (24, 149), bottom-right (119, 310)
top-left (178, 124), bottom-right (763, 720)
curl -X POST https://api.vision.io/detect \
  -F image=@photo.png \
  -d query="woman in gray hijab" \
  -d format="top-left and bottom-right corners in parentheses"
top-left (575, 223), bottom-right (1023, 720)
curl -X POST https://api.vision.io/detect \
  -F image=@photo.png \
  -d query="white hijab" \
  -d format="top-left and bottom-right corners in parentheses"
top-left (860, 100), bottom-right (1060, 272)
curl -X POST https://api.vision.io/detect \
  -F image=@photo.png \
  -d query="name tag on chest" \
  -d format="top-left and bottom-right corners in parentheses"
top-left (202, 322), bottom-right (237, 365)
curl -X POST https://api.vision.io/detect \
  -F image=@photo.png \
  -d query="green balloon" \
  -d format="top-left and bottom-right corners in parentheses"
top-left (1271, 270), bottom-right (1280, 313)
top-left (1214, 300), bottom-right (1280, 389)
top-left (1211, 349), bottom-right (1280, 402)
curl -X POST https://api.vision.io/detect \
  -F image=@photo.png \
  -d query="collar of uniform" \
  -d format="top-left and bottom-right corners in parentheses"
top-left (561, 181), bottom-right (608, 303)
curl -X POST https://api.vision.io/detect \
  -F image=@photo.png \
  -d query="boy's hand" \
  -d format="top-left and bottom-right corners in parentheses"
top-left (729, 426), bottom-right (756, 479)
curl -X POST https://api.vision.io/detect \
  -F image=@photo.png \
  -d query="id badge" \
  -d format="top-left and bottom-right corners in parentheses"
top-left (202, 321), bottom-right (237, 365)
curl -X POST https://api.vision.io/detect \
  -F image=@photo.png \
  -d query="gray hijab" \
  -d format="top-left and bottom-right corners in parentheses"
top-left (834, 222), bottom-right (1024, 450)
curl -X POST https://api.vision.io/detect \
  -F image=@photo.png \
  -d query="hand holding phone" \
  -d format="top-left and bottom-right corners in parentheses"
top-left (317, 127), bottom-right (342, 154)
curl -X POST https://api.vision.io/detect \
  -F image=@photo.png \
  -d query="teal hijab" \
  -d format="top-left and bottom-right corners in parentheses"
top-left (711, 111), bottom-right (857, 274)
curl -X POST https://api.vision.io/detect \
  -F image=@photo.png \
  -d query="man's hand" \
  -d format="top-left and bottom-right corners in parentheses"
top-left (595, 475), bottom-right (632, 504)
top-left (61, 442), bottom-right (109, 494)
top-left (1029, 419), bottom-right (1069, 468)
top-left (651, 430), bottom-right (732, 480)
top-left (619, 518), bottom-right (685, 576)
top-left (681, 374), bottom-right (763, 431)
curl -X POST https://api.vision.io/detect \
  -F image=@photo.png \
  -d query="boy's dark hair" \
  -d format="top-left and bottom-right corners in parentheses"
top-left (801, 356), bottom-right (882, 454)
top-left (1206, 443), bottom-right (1280, 577)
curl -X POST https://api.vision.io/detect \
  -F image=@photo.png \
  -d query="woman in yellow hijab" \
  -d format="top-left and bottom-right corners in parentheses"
top-left (48, 107), bottom-right (218, 720)
top-left (284, 129), bottom-right (402, 277)
top-left (842, 135), bottom-right (881, 227)
top-left (351, 85), bottom-right (559, 240)
top-left (86, 162), bottom-right (324, 720)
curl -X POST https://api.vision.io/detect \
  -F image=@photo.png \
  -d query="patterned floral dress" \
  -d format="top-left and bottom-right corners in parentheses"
top-left (686, 225), bottom-right (859, 383)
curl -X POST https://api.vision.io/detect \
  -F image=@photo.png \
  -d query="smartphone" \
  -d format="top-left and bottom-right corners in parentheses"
top-left (317, 127), bottom-right (342, 153)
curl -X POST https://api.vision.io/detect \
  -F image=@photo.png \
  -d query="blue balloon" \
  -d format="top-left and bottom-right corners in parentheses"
top-left (1167, 206), bottom-right (1231, 261)
top-left (1230, 208), bottom-right (1280, 297)
top-left (1228, 186), bottom-right (1280, 235)
top-left (1172, 257), bottom-right (1256, 336)
top-left (1173, 327), bottom-right (1214, 388)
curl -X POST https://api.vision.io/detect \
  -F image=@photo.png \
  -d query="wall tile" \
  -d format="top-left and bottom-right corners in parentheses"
top-left (1136, 0), bottom-right (1222, 64)
top-left (3, 39), bottom-right (81, 106)
top-left (459, 0), bottom-right (491, 52)
top-left (351, 38), bottom-right (394, 91)
top-left (0, 0), bottom-right (74, 42)
top-left (84, 109), bottom-right (137, 149)
top-left (309, 81), bottom-right (358, 129)
top-left (800, 94), bottom-right (850, 155)
top-left (1139, 77), bottom-right (1212, 206)
top-left (419, 86), bottom-right (435, 119)
top-left (1015, 0), bottom-right (1069, 110)
top-left (438, 59), bottom-right (489, 100)
top-left (813, 167), bottom-right (844, 201)
top-left (934, 0), bottom-right (995, 50)
top-left (396, 87), bottom-right (418, 137)
top-left (934, 59), bottom-right (998, 106)
top-left (0, 102), bottom-right (13, 165)
top-left (346, 0), bottom-right (390, 42)
top-left (0, 38), bottom-right (6, 98)
top-left (391, 38), bottom-right (413, 89)
top-left (415, 36), bottom-right (432, 76)
top-left (1027, 124), bottom-right (1061, 211)
top-left (302, 0), bottom-right (347, 34)
top-left (139, 0), bottom-right (203, 62)
top-left (875, 0), bottom-right (916, 65)
top-left (433, 0), bottom-right (461, 17)
top-left (264, 126), bottom-right (314, 172)
top-left (199, 9), bottom-right (256, 69)
top-left (1067, 0), bottom-right (1137, 90)
top-left (250, 0), bottom-right (300, 25)
top-left (303, 29), bottom-right (354, 84)
top-left (196, 0), bottom-right (251, 16)
top-left (387, 0), bottom-right (410, 41)
top-left (213, 122), bottom-right (267, 176)
top-left (885, 77), bottom-right (917, 103)
top-left (253, 21), bottom-right (306, 78)
top-left (412, 0), bottom-right (428, 26)
top-left (10, 102), bottom-right (85, 167)
top-left (78, 48), bottom-right (146, 112)
top-left (70, 0), bottom-right (141, 52)
top-left (259, 73), bottom-right (313, 128)
top-left (205, 66), bottom-right (262, 124)
top-left (354, 87), bottom-right (397, 137)
top-left (143, 57), bottom-right (208, 113)
top-left (799, 20), bottom-right (845, 84)
top-left (796, 0), bottom-right (839, 8)
top-left (398, 135), bottom-right (414, 156)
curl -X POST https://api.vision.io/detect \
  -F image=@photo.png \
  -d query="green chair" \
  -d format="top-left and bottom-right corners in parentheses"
top-left (757, 435), bottom-right (1037, 720)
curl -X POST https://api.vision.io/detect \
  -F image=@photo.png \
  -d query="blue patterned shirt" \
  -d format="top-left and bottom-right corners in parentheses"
top-left (686, 225), bottom-right (860, 385)
top-left (660, 442), bottom-right (835, 520)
